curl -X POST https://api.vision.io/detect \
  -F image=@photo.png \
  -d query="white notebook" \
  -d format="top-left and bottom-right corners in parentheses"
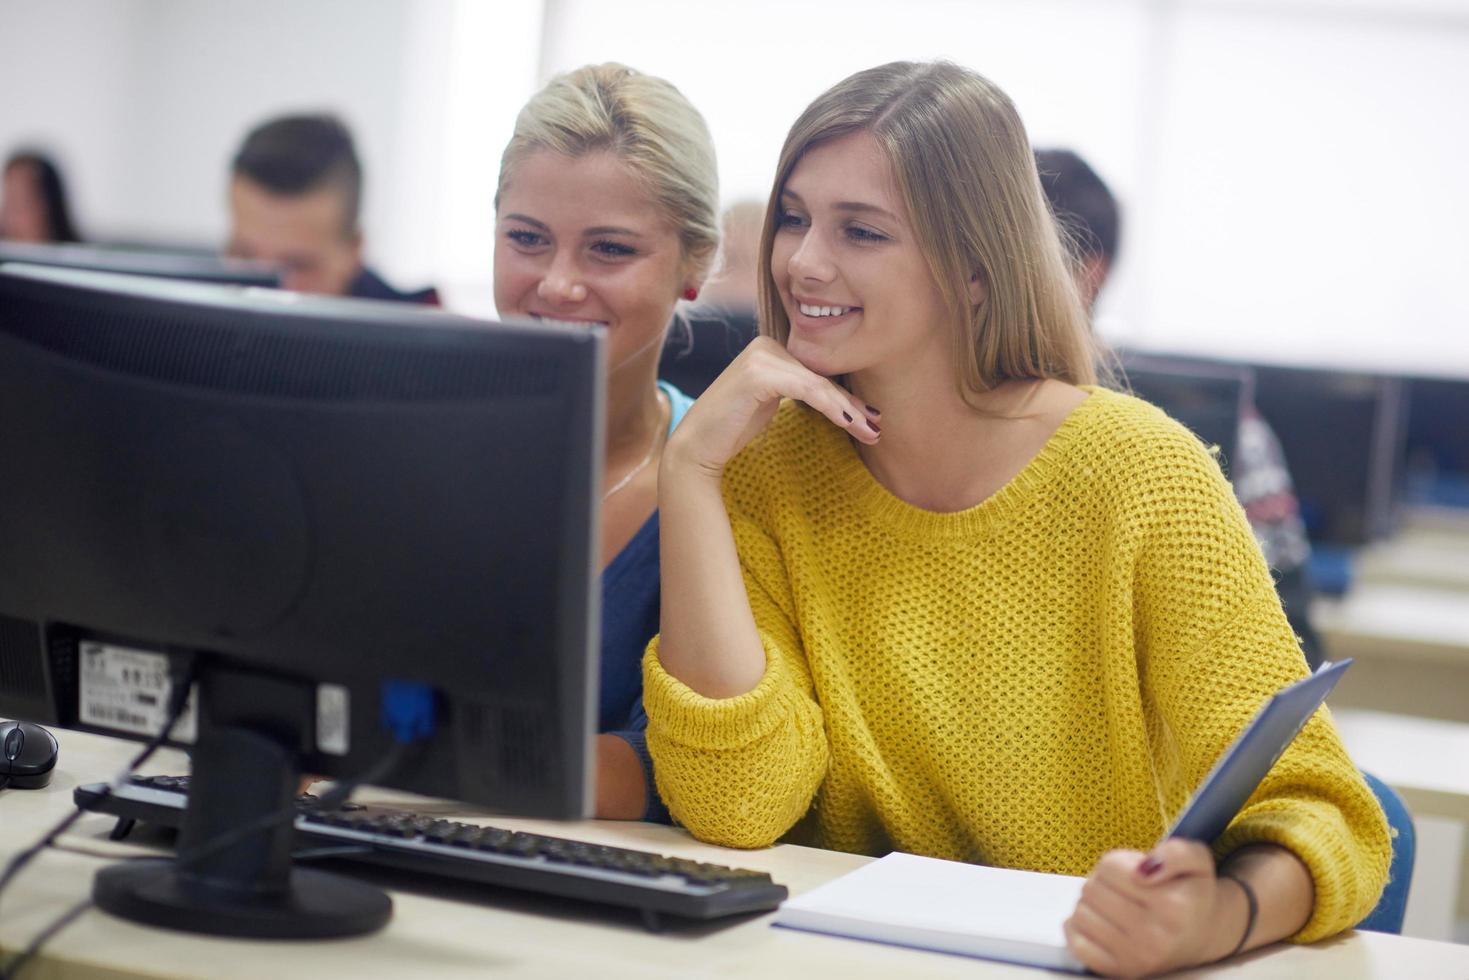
top-left (774, 851), bottom-right (1087, 972)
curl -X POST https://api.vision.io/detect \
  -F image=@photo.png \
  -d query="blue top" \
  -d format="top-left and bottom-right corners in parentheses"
top-left (601, 381), bottom-right (693, 822)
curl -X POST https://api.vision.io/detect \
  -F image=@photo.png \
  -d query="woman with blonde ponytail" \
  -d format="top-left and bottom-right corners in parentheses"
top-left (494, 63), bottom-right (718, 821)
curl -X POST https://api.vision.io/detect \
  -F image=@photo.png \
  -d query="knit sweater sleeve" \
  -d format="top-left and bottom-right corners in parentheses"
top-left (1129, 433), bottom-right (1391, 943)
top-left (641, 513), bottom-right (830, 849)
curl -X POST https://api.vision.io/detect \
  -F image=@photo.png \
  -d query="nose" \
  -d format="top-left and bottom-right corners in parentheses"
top-left (786, 224), bottom-right (835, 285)
top-left (537, 252), bottom-right (587, 306)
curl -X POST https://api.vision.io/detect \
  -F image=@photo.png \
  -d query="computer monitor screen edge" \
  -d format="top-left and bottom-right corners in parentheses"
top-left (0, 240), bottom-right (281, 288)
top-left (0, 265), bottom-right (605, 937)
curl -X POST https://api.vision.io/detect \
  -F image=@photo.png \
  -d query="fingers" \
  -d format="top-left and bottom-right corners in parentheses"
top-left (797, 373), bottom-right (881, 445)
top-left (1079, 874), bottom-right (1148, 925)
top-left (743, 338), bottom-right (880, 444)
top-left (1092, 841), bottom-right (1213, 903)
top-left (1135, 838), bottom-right (1216, 887)
top-left (1063, 915), bottom-right (1124, 977)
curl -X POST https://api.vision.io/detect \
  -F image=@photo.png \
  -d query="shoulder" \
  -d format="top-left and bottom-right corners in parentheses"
top-left (1065, 386), bottom-right (1240, 519)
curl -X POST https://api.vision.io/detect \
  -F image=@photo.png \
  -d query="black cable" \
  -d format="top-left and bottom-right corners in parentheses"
top-left (0, 655), bottom-right (196, 946)
top-left (2, 664), bottom-right (421, 975)
top-left (290, 845), bottom-right (375, 862)
top-left (0, 897), bottom-right (93, 980)
top-left (173, 738), bottom-right (419, 872)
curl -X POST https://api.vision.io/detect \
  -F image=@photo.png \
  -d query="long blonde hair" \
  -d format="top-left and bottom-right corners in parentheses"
top-left (757, 61), bottom-right (1100, 398)
top-left (496, 63), bottom-right (720, 282)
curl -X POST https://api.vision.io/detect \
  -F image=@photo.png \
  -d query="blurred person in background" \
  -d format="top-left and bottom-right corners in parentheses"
top-left (1036, 148), bottom-right (1322, 667)
top-left (657, 200), bottom-right (763, 395)
top-left (226, 113), bottom-right (437, 303)
top-left (1, 149), bottom-right (82, 243)
top-left (697, 199), bottom-right (763, 311)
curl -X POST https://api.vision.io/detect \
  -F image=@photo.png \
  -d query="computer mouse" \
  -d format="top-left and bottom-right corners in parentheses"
top-left (0, 720), bottom-right (59, 789)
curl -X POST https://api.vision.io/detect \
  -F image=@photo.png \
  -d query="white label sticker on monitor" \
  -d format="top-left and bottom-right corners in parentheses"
top-left (316, 683), bottom-right (349, 756)
top-left (78, 641), bottom-right (198, 743)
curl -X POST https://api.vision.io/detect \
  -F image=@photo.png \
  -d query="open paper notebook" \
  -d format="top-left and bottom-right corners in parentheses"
top-left (776, 853), bottom-right (1087, 972)
top-left (773, 660), bottom-right (1352, 971)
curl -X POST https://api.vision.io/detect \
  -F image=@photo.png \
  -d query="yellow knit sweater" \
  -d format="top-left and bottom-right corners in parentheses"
top-left (643, 387), bottom-right (1390, 943)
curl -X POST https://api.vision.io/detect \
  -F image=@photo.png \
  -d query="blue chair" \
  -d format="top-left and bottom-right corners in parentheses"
top-left (1356, 771), bottom-right (1416, 934)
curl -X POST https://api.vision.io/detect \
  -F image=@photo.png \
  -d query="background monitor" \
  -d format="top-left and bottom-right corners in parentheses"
top-left (0, 240), bottom-right (280, 287)
top-left (1404, 376), bottom-right (1469, 509)
top-left (658, 309), bottom-right (758, 397)
top-left (1252, 365), bottom-right (1407, 546)
top-left (1116, 351), bottom-right (1252, 479)
top-left (0, 266), bottom-right (603, 936)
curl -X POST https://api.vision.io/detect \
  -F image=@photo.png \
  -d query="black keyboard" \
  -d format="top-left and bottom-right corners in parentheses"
top-left (74, 776), bottom-right (786, 928)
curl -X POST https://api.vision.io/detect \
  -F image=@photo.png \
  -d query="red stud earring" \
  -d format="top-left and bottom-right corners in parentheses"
top-left (682, 287), bottom-right (698, 301)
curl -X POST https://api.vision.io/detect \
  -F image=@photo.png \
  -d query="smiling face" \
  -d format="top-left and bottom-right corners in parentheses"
top-left (770, 130), bottom-right (969, 380)
top-left (494, 150), bottom-right (690, 376)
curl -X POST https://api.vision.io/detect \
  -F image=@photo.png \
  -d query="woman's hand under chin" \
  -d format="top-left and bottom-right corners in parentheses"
top-left (662, 336), bottom-right (880, 483)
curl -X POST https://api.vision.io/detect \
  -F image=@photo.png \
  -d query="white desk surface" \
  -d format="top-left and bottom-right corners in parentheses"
top-left (1313, 582), bottom-right (1469, 665)
top-left (1334, 709), bottom-right (1469, 823)
top-left (4, 731), bottom-right (1468, 979)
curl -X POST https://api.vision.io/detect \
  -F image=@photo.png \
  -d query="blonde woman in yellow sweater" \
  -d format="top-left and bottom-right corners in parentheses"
top-left (645, 61), bottom-right (1389, 978)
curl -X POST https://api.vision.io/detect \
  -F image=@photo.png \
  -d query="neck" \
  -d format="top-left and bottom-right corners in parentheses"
top-left (847, 359), bottom-right (1049, 511)
top-left (604, 361), bottom-right (666, 470)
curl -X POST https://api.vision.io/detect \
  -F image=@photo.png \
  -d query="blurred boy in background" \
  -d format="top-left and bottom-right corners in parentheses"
top-left (226, 113), bottom-right (436, 304)
top-left (1036, 148), bottom-right (1322, 666)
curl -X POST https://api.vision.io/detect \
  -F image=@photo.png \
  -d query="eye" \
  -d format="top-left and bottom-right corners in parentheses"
top-left (845, 224), bottom-right (889, 244)
top-left (776, 208), bottom-right (808, 230)
top-left (590, 239), bottom-right (637, 259)
top-left (506, 228), bottom-right (547, 249)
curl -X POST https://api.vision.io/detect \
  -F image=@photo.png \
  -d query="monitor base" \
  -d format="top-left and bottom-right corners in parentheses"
top-left (94, 859), bottom-right (391, 939)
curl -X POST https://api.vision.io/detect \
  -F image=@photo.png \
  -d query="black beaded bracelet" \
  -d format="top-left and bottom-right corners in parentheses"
top-left (1220, 872), bottom-right (1259, 959)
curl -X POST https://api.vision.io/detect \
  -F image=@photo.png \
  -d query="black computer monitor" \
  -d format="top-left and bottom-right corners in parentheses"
top-left (1404, 376), bottom-right (1469, 508)
top-left (658, 309), bottom-right (758, 397)
top-left (0, 266), bottom-right (603, 937)
top-left (1116, 351), bottom-right (1252, 479)
top-left (0, 241), bottom-right (280, 287)
top-left (1252, 366), bottom-right (1407, 546)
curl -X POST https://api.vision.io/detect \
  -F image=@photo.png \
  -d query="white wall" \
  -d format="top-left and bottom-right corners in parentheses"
top-left (118, 0), bottom-right (413, 254)
top-left (2, 0), bottom-right (1466, 376)
top-left (543, 0), bottom-right (1469, 378)
top-left (0, 0), bottom-right (143, 238)
top-left (0, 0), bottom-right (543, 295)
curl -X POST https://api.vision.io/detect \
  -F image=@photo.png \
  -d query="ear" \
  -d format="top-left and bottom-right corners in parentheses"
top-left (967, 267), bottom-right (988, 307)
top-left (1079, 255), bottom-right (1110, 312)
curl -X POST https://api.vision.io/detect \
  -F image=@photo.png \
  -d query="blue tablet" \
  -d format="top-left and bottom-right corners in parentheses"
top-left (1166, 659), bottom-right (1353, 843)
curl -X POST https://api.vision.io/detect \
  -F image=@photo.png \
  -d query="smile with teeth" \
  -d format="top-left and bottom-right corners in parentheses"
top-left (798, 302), bottom-right (857, 318)
top-left (530, 312), bottom-right (608, 327)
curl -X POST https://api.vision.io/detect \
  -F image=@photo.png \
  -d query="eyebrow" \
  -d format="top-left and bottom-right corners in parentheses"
top-left (501, 213), bottom-right (547, 230)
top-left (501, 214), bottom-right (644, 238)
top-left (781, 189), bottom-right (898, 223)
top-left (582, 225), bottom-right (644, 238)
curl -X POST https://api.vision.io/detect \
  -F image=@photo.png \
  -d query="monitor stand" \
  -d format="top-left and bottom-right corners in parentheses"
top-left (92, 723), bottom-right (391, 939)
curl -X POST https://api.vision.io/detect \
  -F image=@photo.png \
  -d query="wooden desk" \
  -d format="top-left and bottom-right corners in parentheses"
top-left (1335, 708), bottom-right (1469, 939)
top-left (1313, 582), bottom-right (1469, 723)
top-left (4, 731), bottom-right (1469, 979)
top-left (1354, 508), bottom-right (1469, 593)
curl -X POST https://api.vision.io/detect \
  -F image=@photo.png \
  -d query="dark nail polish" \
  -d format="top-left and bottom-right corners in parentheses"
top-left (1139, 856), bottom-right (1162, 877)
top-left (842, 412), bottom-right (853, 423)
top-left (868, 421), bottom-right (881, 434)
top-left (865, 404), bottom-right (881, 416)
